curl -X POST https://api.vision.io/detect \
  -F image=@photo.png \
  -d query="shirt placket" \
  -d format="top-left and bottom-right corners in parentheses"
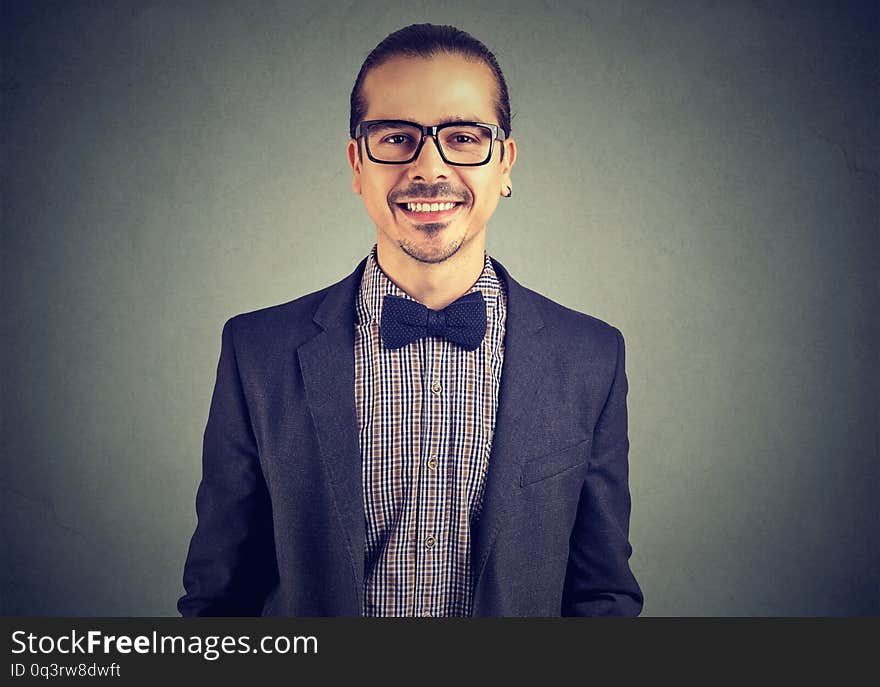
top-left (413, 335), bottom-right (448, 617)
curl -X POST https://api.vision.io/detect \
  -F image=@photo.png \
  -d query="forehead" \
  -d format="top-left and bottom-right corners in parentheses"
top-left (361, 53), bottom-right (498, 123)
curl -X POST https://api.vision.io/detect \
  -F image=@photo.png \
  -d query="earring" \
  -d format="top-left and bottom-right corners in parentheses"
top-left (504, 186), bottom-right (512, 198)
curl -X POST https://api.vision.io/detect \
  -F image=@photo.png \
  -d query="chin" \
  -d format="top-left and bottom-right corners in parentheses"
top-left (399, 231), bottom-right (466, 264)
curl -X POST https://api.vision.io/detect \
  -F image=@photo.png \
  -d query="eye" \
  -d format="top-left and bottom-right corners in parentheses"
top-left (452, 134), bottom-right (477, 144)
top-left (382, 134), bottom-right (412, 145)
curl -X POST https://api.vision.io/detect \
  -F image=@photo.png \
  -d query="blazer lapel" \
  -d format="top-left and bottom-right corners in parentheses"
top-left (472, 257), bottom-right (549, 587)
top-left (297, 258), bottom-right (368, 604)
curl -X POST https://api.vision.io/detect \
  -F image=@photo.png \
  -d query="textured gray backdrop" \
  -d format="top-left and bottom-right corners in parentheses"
top-left (2, 0), bottom-right (877, 616)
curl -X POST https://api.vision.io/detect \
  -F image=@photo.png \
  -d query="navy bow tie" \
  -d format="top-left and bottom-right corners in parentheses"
top-left (380, 291), bottom-right (487, 351)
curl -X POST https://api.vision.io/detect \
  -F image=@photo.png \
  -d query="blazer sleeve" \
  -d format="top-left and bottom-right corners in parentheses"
top-left (561, 327), bottom-right (644, 616)
top-left (178, 318), bottom-right (277, 616)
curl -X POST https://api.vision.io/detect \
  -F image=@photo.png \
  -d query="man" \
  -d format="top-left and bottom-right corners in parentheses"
top-left (179, 23), bottom-right (642, 617)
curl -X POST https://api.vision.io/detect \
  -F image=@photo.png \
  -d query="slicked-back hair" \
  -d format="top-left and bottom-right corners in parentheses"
top-left (349, 24), bottom-right (512, 140)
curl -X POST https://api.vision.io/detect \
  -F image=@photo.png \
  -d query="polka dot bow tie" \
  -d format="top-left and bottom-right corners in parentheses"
top-left (380, 291), bottom-right (487, 352)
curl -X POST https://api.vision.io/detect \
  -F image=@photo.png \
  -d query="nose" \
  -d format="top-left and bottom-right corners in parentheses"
top-left (407, 134), bottom-right (449, 181)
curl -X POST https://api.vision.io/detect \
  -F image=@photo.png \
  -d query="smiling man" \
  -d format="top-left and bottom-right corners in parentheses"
top-left (179, 24), bottom-right (643, 617)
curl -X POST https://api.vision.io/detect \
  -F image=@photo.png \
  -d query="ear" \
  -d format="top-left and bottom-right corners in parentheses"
top-left (347, 138), bottom-right (362, 195)
top-left (499, 137), bottom-right (516, 196)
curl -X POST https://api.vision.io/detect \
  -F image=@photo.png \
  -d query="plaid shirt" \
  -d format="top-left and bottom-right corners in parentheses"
top-left (354, 244), bottom-right (507, 616)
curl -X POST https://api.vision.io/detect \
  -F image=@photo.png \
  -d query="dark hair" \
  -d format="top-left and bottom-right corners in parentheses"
top-left (349, 24), bottom-right (512, 139)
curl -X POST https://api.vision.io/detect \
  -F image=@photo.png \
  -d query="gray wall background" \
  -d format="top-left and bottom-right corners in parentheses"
top-left (2, 0), bottom-right (877, 616)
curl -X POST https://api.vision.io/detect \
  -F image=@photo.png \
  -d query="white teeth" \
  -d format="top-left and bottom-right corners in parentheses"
top-left (405, 201), bottom-right (457, 212)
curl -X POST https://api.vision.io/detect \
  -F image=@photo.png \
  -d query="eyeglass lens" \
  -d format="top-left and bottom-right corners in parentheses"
top-left (366, 122), bottom-right (493, 164)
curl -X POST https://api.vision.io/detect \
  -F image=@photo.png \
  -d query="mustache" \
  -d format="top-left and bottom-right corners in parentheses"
top-left (389, 182), bottom-right (471, 203)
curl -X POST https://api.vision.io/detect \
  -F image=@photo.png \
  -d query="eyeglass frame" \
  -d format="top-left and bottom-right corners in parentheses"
top-left (353, 119), bottom-right (508, 167)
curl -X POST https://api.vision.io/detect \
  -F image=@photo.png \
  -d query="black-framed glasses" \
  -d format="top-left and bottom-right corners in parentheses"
top-left (354, 120), bottom-right (507, 166)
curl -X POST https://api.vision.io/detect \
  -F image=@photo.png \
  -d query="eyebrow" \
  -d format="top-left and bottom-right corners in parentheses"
top-left (435, 116), bottom-right (484, 125)
top-left (374, 116), bottom-right (487, 126)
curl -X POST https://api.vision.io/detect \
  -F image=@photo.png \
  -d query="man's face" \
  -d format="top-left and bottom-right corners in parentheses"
top-left (347, 53), bottom-right (516, 264)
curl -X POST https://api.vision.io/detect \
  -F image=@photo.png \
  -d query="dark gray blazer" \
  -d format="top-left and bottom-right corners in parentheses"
top-left (178, 255), bottom-right (643, 616)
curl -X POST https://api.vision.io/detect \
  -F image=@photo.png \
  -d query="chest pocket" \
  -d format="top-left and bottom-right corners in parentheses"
top-left (520, 437), bottom-right (591, 487)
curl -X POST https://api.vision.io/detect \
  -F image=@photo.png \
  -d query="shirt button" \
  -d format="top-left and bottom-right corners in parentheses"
top-left (425, 535), bottom-right (436, 549)
top-left (431, 380), bottom-right (442, 394)
top-left (427, 455), bottom-right (438, 470)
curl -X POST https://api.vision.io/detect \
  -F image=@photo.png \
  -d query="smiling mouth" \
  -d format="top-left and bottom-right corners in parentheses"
top-left (395, 201), bottom-right (464, 224)
top-left (396, 201), bottom-right (463, 213)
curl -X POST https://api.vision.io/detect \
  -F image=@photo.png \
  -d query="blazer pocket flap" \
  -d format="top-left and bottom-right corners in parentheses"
top-left (520, 437), bottom-right (591, 486)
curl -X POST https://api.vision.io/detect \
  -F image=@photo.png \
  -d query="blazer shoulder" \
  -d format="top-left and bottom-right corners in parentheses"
top-left (492, 254), bottom-right (623, 361)
top-left (524, 285), bottom-right (624, 350)
top-left (221, 270), bottom-right (352, 353)
top-left (227, 286), bottom-right (328, 334)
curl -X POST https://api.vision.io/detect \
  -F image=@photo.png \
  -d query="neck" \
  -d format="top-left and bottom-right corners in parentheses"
top-left (375, 235), bottom-right (487, 310)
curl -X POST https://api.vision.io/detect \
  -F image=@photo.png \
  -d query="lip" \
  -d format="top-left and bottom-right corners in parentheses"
top-left (395, 201), bottom-right (465, 223)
